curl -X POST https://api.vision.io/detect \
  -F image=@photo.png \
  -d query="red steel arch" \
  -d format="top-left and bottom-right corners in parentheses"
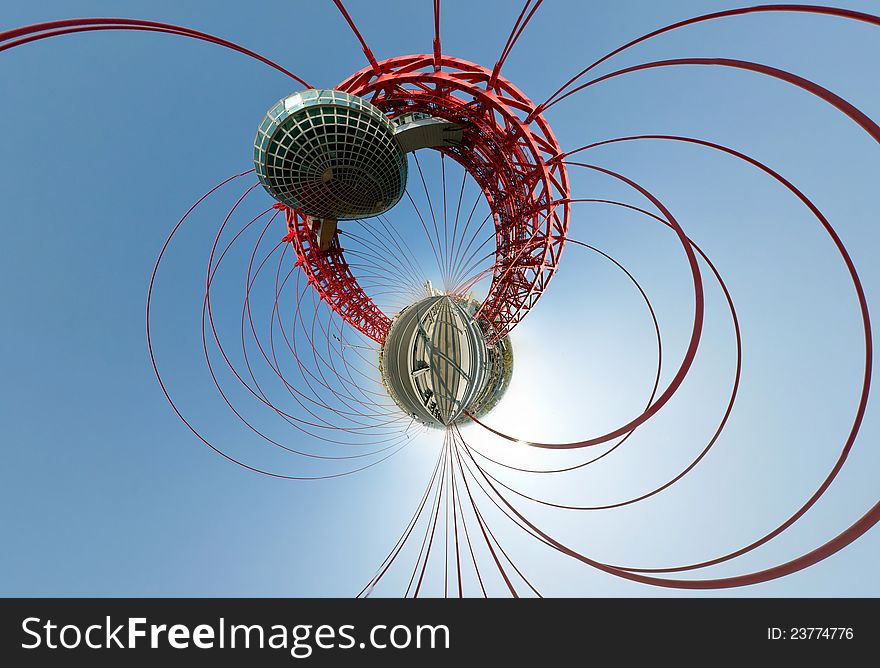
top-left (283, 54), bottom-right (570, 343)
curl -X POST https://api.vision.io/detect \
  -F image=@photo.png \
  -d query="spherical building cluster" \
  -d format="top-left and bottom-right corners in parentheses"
top-left (379, 296), bottom-right (513, 428)
top-left (253, 89), bottom-right (408, 221)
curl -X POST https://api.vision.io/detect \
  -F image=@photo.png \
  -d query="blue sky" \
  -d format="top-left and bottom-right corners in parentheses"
top-left (1, 0), bottom-right (878, 596)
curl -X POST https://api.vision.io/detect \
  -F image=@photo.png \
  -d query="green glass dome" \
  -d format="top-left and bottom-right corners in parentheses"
top-left (254, 89), bottom-right (408, 221)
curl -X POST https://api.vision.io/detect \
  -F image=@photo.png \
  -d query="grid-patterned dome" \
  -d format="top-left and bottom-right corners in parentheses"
top-left (380, 296), bottom-right (508, 428)
top-left (254, 89), bottom-right (408, 221)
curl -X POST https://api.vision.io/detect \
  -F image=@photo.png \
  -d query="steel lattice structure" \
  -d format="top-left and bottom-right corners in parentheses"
top-left (281, 54), bottom-right (570, 344)
top-left (282, 204), bottom-right (393, 342)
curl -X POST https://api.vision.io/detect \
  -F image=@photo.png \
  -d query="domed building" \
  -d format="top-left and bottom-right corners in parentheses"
top-left (254, 89), bottom-right (406, 233)
top-left (254, 89), bottom-right (460, 250)
top-left (379, 294), bottom-right (512, 428)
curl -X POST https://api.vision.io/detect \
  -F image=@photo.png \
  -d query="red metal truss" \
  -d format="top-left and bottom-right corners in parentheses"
top-left (281, 205), bottom-right (392, 343)
top-left (286, 54), bottom-right (569, 344)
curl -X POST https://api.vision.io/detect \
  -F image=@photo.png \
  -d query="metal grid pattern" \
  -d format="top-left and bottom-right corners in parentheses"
top-left (254, 89), bottom-right (407, 220)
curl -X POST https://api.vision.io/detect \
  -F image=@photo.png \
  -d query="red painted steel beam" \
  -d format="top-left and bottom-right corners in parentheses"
top-left (281, 205), bottom-right (392, 343)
